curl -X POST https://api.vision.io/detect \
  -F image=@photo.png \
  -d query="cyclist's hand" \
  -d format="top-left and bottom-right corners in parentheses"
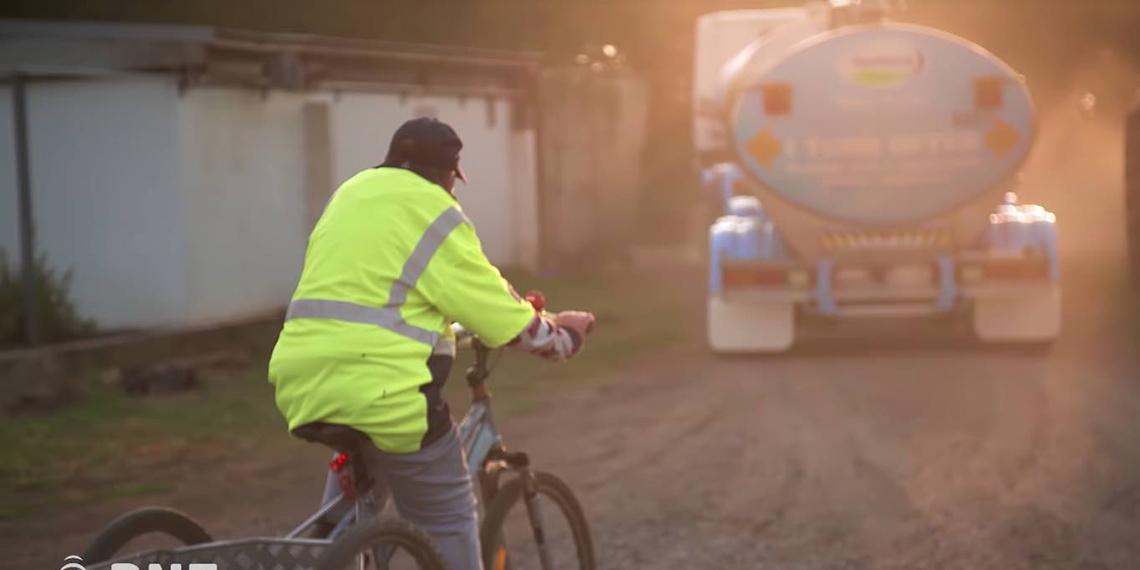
top-left (554, 310), bottom-right (595, 338)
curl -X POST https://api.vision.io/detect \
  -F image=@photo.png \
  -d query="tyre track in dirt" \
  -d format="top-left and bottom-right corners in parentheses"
top-left (496, 252), bottom-right (1140, 569)
top-left (15, 260), bottom-right (1140, 569)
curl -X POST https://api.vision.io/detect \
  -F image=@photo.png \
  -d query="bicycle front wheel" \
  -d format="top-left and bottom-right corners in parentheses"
top-left (480, 471), bottom-right (595, 570)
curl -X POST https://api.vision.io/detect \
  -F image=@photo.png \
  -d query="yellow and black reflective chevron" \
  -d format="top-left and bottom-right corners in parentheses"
top-left (818, 229), bottom-right (953, 251)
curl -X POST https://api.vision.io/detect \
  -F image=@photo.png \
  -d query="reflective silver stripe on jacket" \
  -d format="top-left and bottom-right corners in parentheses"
top-left (286, 299), bottom-right (439, 345)
top-left (286, 207), bottom-right (469, 347)
top-left (386, 207), bottom-right (468, 308)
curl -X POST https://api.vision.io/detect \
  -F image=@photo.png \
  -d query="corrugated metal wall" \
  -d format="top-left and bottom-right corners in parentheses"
top-left (539, 68), bottom-right (649, 266)
top-left (177, 87), bottom-right (312, 325)
top-left (0, 79), bottom-right (540, 331)
top-left (0, 77), bottom-right (189, 329)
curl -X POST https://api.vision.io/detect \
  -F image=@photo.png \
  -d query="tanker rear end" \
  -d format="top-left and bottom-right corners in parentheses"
top-left (696, 1), bottom-right (1060, 353)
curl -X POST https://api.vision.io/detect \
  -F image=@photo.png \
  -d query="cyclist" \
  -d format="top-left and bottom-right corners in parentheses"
top-left (268, 117), bottom-right (594, 570)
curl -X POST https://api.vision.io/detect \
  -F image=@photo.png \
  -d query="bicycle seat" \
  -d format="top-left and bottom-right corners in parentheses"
top-left (291, 422), bottom-right (371, 455)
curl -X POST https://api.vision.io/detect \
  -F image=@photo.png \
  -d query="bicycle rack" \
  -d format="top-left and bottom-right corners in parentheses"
top-left (87, 538), bottom-right (330, 570)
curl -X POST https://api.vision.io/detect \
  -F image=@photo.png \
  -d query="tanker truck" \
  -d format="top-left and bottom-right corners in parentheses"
top-left (697, 0), bottom-right (1060, 353)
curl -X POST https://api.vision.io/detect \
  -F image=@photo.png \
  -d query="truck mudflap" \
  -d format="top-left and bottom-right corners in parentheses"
top-left (708, 294), bottom-right (796, 353)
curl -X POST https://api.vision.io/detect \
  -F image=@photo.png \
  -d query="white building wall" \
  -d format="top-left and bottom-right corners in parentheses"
top-left (1, 80), bottom-right (539, 334)
top-left (8, 78), bottom-right (188, 329)
top-left (176, 87), bottom-right (311, 324)
top-left (327, 93), bottom-right (536, 269)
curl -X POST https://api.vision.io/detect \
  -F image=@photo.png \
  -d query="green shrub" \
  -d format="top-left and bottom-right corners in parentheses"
top-left (0, 250), bottom-right (95, 346)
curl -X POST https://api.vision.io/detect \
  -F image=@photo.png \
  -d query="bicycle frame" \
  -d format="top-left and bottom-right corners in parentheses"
top-left (459, 340), bottom-right (557, 570)
top-left (293, 333), bottom-right (560, 568)
top-left (285, 452), bottom-right (381, 540)
top-left (289, 373), bottom-right (508, 532)
top-left (287, 399), bottom-right (503, 543)
top-left (459, 397), bottom-right (504, 476)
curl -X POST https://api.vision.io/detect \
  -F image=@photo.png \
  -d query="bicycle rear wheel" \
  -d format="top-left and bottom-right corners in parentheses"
top-left (81, 507), bottom-right (213, 564)
top-left (480, 471), bottom-right (595, 570)
top-left (316, 517), bottom-right (446, 570)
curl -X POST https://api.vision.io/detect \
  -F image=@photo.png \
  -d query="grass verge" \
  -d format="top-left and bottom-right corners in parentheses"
top-left (0, 367), bottom-right (285, 520)
top-left (0, 266), bottom-right (700, 521)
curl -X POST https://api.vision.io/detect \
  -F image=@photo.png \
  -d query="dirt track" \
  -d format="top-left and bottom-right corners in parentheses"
top-left (22, 258), bottom-right (1140, 570)
top-left (504, 277), bottom-right (1140, 569)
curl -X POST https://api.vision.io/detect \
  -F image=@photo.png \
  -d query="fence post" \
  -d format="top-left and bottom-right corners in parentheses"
top-left (13, 73), bottom-right (42, 345)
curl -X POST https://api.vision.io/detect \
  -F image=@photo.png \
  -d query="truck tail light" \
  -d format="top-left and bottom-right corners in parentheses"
top-left (961, 259), bottom-right (1049, 283)
top-left (723, 266), bottom-right (811, 289)
top-left (787, 268), bottom-right (812, 290)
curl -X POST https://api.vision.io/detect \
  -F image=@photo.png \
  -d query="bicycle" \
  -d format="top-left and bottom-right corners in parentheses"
top-left (82, 294), bottom-right (594, 570)
top-left (81, 422), bottom-right (446, 570)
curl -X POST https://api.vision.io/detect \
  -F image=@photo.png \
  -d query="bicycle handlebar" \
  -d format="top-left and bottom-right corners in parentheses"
top-left (453, 290), bottom-right (571, 392)
top-left (450, 290), bottom-right (554, 347)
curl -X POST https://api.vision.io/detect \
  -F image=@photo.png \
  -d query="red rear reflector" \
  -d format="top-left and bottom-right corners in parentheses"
top-left (762, 82), bottom-right (793, 116)
top-left (982, 261), bottom-right (1049, 281)
top-left (724, 268), bottom-right (787, 288)
top-left (975, 76), bottom-right (1004, 109)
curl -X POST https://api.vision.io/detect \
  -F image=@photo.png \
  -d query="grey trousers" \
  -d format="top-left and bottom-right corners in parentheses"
top-left (321, 428), bottom-right (482, 570)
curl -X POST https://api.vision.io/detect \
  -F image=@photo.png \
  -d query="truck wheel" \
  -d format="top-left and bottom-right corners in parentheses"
top-left (707, 295), bottom-right (795, 353)
top-left (973, 285), bottom-right (1061, 345)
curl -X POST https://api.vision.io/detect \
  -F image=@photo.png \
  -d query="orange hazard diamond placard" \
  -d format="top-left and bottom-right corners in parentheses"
top-left (746, 128), bottom-right (782, 167)
top-left (985, 119), bottom-right (1019, 158)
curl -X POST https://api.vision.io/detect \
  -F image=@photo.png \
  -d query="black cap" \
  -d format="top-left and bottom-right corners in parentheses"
top-left (381, 117), bottom-right (467, 182)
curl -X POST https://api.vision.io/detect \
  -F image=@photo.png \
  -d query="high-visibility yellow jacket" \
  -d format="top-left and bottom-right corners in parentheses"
top-left (268, 167), bottom-right (535, 453)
